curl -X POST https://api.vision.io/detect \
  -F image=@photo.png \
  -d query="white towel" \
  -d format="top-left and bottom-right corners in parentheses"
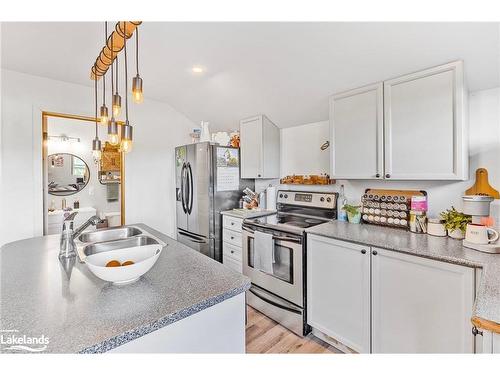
top-left (254, 230), bottom-right (275, 274)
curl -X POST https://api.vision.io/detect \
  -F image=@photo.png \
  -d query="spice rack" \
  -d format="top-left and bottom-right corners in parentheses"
top-left (361, 189), bottom-right (427, 229)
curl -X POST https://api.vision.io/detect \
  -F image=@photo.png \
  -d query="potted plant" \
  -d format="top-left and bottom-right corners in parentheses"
top-left (439, 207), bottom-right (471, 239)
top-left (344, 204), bottom-right (361, 224)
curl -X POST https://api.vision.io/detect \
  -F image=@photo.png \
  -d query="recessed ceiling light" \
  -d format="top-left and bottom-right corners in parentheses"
top-left (192, 66), bottom-right (204, 74)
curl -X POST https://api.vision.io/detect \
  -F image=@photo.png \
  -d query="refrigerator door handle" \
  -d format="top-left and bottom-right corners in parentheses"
top-left (180, 162), bottom-right (187, 214)
top-left (187, 162), bottom-right (194, 214)
top-left (178, 229), bottom-right (207, 244)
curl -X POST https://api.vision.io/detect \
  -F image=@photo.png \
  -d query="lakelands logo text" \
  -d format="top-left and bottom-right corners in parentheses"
top-left (0, 330), bottom-right (49, 352)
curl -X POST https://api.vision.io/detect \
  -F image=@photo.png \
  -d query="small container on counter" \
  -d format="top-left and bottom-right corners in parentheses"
top-left (427, 218), bottom-right (447, 237)
top-left (411, 196), bottom-right (428, 211)
top-left (409, 210), bottom-right (427, 233)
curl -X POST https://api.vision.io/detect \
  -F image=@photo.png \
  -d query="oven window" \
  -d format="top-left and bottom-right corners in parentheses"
top-left (247, 237), bottom-right (294, 284)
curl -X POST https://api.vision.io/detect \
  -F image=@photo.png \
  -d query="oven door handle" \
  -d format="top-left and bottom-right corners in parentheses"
top-left (248, 287), bottom-right (301, 315)
top-left (242, 225), bottom-right (302, 244)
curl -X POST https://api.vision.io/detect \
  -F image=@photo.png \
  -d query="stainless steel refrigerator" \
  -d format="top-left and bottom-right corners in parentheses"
top-left (175, 142), bottom-right (254, 262)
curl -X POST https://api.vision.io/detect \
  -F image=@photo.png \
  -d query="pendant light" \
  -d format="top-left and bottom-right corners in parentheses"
top-left (99, 22), bottom-right (109, 126)
top-left (112, 43), bottom-right (122, 117)
top-left (132, 27), bottom-right (143, 104)
top-left (120, 27), bottom-right (133, 153)
top-left (107, 23), bottom-right (119, 146)
top-left (92, 78), bottom-right (102, 162)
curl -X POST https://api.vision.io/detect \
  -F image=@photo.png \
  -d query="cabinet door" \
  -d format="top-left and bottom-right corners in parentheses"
top-left (240, 116), bottom-right (262, 178)
top-left (383, 61), bottom-right (467, 180)
top-left (371, 247), bottom-right (474, 353)
top-left (307, 235), bottom-right (371, 353)
top-left (330, 83), bottom-right (384, 179)
top-left (261, 115), bottom-right (280, 178)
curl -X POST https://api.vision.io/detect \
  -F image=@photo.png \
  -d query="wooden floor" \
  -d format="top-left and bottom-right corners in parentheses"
top-left (245, 306), bottom-right (340, 354)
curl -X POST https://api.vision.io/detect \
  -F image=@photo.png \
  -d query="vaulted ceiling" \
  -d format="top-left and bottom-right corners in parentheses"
top-left (2, 22), bottom-right (499, 130)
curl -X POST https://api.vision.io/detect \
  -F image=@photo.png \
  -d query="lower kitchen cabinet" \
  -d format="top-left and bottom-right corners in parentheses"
top-left (371, 247), bottom-right (475, 353)
top-left (307, 235), bottom-right (476, 353)
top-left (307, 235), bottom-right (371, 353)
top-left (222, 214), bottom-right (243, 273)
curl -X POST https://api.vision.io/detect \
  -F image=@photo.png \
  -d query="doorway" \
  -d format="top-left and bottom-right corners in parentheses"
top-left (42, 112), bottom-right (125, 235)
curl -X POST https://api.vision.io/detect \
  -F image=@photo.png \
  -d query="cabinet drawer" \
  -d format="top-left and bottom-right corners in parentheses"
top-left (223, 241), bottom-right (242, 262)
top-left (223, 215), bottom-right (243, 232)
top-left (223, 228), bottom-right (242, 247)
top-left (223, 255), bottom-right (242, 273)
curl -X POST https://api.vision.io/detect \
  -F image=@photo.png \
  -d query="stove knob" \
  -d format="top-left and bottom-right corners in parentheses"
top-left (320, 197), bottom-right (325, 202)
top-left (326, 197), bottom-right (331, 203)
top-left (284, 194), bottom-right (288, 199)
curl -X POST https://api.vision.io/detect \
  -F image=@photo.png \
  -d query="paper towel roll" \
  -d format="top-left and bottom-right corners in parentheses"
top-left (266, 186), bottom-right (277, 211)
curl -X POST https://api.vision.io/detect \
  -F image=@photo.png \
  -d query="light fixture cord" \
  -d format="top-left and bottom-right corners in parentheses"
top-left (124, 25), bottom-right (129, 123)
top-left (135, 27), bottom-right (139, 76)
top-left (115, 35), bottom-right (119, 94)
top-left (111, 25), bottom-right (114, 101)
top-left (94, 78), bottom-right (98, 138)
top-left (103, 21), bottom-right (107, 105)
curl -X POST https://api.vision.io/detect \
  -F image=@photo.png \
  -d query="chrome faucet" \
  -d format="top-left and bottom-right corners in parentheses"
top-left (59, 213), bottom-right (102, 259)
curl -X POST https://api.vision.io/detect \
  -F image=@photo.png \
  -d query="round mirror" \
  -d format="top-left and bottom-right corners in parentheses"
top-left (47, 153), bottom-right (90, 196)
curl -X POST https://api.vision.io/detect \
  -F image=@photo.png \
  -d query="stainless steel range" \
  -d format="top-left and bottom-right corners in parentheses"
top-left (242, 190), bottom-right (337, 336)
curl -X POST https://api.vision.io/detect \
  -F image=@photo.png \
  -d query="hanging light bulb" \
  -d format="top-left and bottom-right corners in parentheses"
top-left (92, 79), bottom-right (102, 163)
top-left (99, 22), bottom-right (110, 125)
top-left (107, 25), bottom-right (120, 146)
top-left (108, 118), bottom-right (119, 146)
top-left (100, 103), bottom-right (109, 125)
top-left (112, 51), bottom-right (122, 117)
top-left (132, 27), bottom-right (143, 104)
top-left (120, 123), bottom-right (133, 153)
top-left (132, 75), bottom-right (143, 104)
top-left (112, 93), bottom-right (122, 117)
top-left (120, 26), bottom-right (133, 153)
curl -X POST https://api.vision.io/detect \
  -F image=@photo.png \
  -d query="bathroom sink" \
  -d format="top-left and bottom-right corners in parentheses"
top-left (83, 235), bottom-right (161, 257)
top-left (78, 226), bottom-right (142, 243)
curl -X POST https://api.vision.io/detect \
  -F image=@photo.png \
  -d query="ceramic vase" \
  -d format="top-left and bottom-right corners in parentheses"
top-left (448, 228), bottom-right (465, 240)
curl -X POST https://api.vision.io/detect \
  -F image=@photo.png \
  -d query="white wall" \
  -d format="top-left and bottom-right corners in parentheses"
top-left (280, 120), bottom-right (330, 177)
top-left (278, 87), bottom-right (500, 220)
top-left (0, 69), bottom-right (194, 246)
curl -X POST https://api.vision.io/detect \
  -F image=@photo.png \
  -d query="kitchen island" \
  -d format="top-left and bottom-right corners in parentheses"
top-left (0, 224), bottom-right (250, 353)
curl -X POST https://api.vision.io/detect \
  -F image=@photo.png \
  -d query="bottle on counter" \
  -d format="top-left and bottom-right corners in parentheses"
top-left (337, 185), bottom-right (348, 222)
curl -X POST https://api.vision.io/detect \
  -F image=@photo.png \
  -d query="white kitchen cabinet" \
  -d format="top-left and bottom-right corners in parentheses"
top-left (330, 83), bottom-right (384, 179)
top-left (371, 247), bottom-right (475, 353)
top-left (329, 61), bottom-right (468, 181)
top-left (240, 115), bottom-right (280, 179)
top-left (307, 235), bottom-right (371, 353)
top-left (222, 214), bottom-right (244, 272)
top-left (384, 61), bottom-right (467, 180)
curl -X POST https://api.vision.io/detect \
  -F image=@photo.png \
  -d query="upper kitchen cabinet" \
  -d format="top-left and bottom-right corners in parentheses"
top-left (330, 61), bottom-right (468, 181)
top-left (384, 61), bottom-right (468, 180)
top-left (330, 83), bottom-right (384, 179)
top-left (240, 115), bottom-right (280, 179)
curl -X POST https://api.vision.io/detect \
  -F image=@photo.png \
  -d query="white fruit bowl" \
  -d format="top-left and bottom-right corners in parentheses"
top-left (85, 244), bottom-right (163, 284)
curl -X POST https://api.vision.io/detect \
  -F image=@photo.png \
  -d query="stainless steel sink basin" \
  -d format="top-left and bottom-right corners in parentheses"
top-left (78, 226), bottom-right (142, 243)
top-left (83, 235), bottom-right (160, 257)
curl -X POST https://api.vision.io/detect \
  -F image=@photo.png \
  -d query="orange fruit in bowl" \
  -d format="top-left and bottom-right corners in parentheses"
top-left (105, 260), bottom-right (121, 267)
top-left (122, 260), bottom-right (135, 266)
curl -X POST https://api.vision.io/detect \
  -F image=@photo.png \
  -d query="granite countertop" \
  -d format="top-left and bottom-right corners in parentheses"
top-left (221, 209), bottom-right (276, 219)
top-left (0, 224), bottom-right (250, 353)
top-left (306, 221), bottom-right (500, 332)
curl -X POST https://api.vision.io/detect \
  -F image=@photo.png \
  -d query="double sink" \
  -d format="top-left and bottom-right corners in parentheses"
top-left (75, 225), bottom-right (166, 262)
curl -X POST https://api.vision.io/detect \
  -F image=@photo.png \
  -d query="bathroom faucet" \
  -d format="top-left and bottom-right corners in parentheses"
top-left (59, 213), bottom-right (102, 259)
